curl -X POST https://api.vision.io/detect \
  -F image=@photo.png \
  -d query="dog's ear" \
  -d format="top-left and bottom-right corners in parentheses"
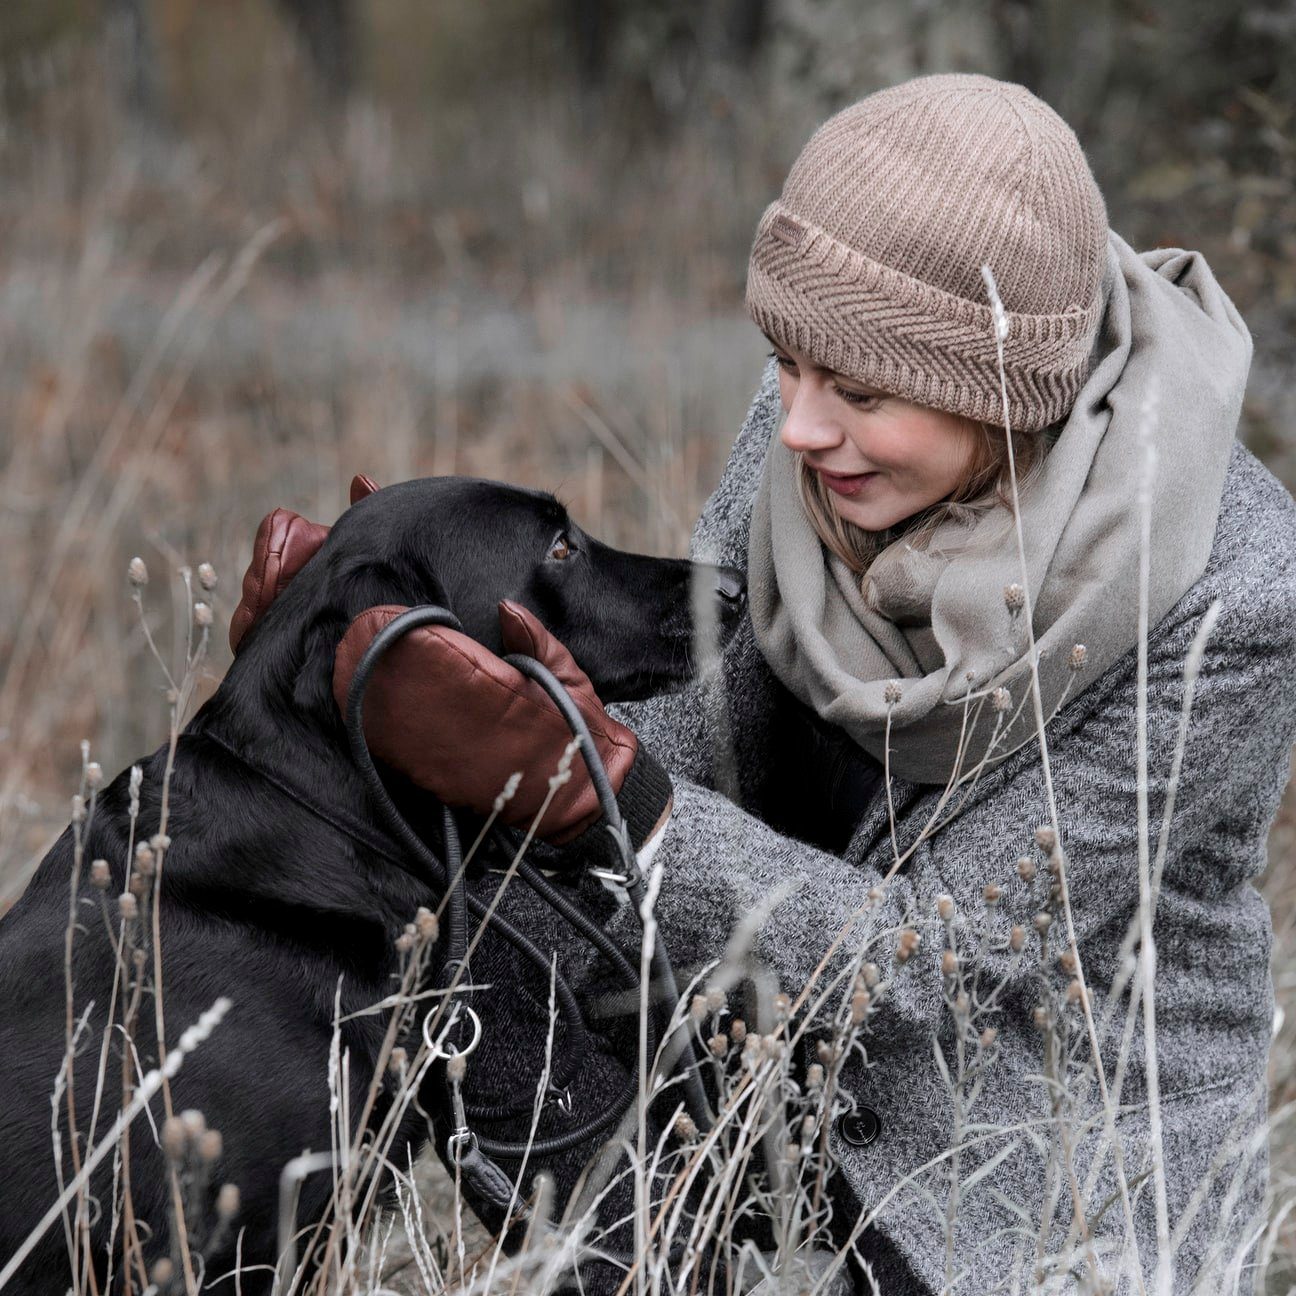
top-left (229, 509), bottom-right (331, 654)
top-left (350, 473), bottom-right (380, 505)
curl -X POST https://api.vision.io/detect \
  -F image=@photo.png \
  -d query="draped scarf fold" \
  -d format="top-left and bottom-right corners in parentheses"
top-left (747, 229), bottom-right (1252, 786)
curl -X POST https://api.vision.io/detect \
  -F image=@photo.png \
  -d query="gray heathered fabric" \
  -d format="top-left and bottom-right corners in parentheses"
top-left (600, 359), bottom-right (1296, 1294)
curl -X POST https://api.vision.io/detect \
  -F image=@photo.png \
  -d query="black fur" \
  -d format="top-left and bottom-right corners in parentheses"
top-left (0, 477), bottom-right (744, 1292)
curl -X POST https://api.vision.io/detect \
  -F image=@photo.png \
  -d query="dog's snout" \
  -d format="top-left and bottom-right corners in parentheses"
top-left (715, 567), bottom-right (746, 605)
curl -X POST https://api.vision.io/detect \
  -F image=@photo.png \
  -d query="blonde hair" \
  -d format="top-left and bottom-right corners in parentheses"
top-left (794, 416), bottom-right (1053, 598)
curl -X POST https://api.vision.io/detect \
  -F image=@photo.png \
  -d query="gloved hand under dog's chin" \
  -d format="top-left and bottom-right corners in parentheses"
top-left (331, 599), bottom-right (673, 860)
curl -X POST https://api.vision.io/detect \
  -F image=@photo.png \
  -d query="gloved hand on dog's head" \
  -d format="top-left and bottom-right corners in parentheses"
top-left (332, 599), bottom-right (674, 856)
top-left (230, 475), bottom-right (673, 858)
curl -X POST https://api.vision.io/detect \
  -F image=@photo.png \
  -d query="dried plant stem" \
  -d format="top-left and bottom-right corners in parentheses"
top-left (0, 998), bottom-right (232, 1292)
top-left (980, 262), bottom-right (1141, 1290)
top-left (1131, 385), bottom-right (1172, 1295)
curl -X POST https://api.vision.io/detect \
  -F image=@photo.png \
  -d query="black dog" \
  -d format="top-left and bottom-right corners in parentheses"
top-left (0, 476), bottom-right (745, 1292)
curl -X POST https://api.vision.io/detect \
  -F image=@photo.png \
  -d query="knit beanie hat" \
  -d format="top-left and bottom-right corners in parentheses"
top-left (745, 73), bottom-right (1109, 434)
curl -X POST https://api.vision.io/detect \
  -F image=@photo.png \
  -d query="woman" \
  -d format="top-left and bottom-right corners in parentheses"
top-left (266, 74), bottom-right (1296, 1291)
top-left (609, 74), bottom-right (1295, 1292)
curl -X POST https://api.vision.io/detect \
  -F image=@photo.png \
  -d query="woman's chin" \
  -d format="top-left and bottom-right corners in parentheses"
top-left (833, 498), bottom-right (901, 533)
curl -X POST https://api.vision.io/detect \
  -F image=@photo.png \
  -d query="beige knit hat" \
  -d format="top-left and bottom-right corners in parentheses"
top-left (746, 73), bottom-right (1109, 434)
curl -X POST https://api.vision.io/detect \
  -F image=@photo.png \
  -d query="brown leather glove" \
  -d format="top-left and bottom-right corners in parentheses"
top-left (332, 599), bottom-right (673, 852)
top-left (229, 474), bottom-right (379, 654)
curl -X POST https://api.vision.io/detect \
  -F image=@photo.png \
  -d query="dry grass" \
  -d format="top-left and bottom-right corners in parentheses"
top-left (1, 13), bottom-right (1295, 1294)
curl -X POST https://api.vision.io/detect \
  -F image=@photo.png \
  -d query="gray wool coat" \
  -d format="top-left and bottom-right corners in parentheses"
top-left (592, 360), bottom-right (1296, 1295)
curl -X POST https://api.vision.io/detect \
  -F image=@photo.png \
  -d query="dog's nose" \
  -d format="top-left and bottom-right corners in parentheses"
top-left (715, 567), bottom-right (746, 605)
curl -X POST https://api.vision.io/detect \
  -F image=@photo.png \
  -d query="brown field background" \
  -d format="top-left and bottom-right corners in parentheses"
top-left (0, 0), bottom-right (1293, 1281)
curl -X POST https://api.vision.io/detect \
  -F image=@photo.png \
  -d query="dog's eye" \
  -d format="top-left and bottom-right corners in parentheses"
top-left (550, 534), bottom-right (575, 561)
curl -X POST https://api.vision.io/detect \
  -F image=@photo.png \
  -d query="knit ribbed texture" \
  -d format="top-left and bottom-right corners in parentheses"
top-left (746, 73), bottom-right (1109, 434)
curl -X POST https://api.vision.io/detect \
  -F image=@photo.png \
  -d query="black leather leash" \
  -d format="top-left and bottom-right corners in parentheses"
top-left (341, 605), bottom-right (714, 1228)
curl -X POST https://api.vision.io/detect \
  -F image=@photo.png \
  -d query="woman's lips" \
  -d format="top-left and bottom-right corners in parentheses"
top-left (817, 469), bottom-right (878, 497)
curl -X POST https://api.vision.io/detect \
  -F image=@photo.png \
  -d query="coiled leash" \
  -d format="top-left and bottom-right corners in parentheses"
top-left (342, 605), bottom-right (713, 1231)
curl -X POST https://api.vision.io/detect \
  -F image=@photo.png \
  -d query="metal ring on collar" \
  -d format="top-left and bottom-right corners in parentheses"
top-left (424, 1003), bottom-right (483, 1062)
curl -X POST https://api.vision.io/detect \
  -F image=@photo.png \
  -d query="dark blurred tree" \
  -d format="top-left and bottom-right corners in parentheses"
top-left (563, 0), bottom-right (770, 103)
top-left (102, 0), bottom-right (161, 124)
top-left (274, 0), bottom-right (356, 102)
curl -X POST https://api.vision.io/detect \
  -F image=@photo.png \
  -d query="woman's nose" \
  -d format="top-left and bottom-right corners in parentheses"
top-left (779, 386), bottom-right (844, 455)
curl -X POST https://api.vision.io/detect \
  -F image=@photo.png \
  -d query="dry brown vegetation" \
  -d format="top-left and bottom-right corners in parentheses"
top-left (1, 2), bottom-right (1294, 1290)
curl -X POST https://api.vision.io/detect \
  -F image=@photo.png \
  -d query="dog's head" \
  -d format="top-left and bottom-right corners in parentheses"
top-left (232, 475), bottom-right (746, 704)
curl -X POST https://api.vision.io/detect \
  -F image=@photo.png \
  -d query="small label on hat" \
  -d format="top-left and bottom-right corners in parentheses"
top-left (770, 214), bottom-right (805, 248)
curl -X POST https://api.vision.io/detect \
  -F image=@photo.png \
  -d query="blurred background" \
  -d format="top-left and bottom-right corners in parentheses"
top-left (0, 0), bottom-right (1293, 1275)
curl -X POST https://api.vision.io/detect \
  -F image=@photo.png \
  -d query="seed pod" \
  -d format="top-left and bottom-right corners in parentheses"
top-left (941, 950), bottom-right (958, 978)
top-left (801, 1114), bottom-right (816, 1137)
top-left (128, 556), bottom-right (148, 587)
top-left (816, 1039), bottom-right (834, 1065)
top-left (806, 1063), bottom-right (825, 1090)
top-left (884, 681), bottom-right (902, 705)
top-left (772, 992), bottom-right (791, 1021)
top-left (197, 562), bottom-right (218, 591)
top-left (1058, 949), bottom-right (1078, 976)
top-left (71, 795), bottom-right (85, 825)
top-left (991, 686), bottom-right (1011, 713)
top-left (709, 1033), bottom-right (728, 1058)
top-left (784, 1142), bottom-right (802, 1163)
top-left (1033, 912), bottom-right (1052, 936)
top-left (936, 894), bottom-right (954, 922)
top-left (162, 1116), bottom-right (187, 1160)
top-left (1034, 826), bottom-right (1057, 853)
top-left (1016, 856), bottom-right (1036, 883)
top-left (979, 1026), bottom-right (998, 1049)
top-left (389, 1047), bottom-right (407, 1074)
top-left (954, 992), bottom-right (970, 1017)
top-left (673, 1112), bottom-right (698, 1141)
top-left (983, 884), bottom-right (1002, 905)
top-left (690, 994), bottom-right (708, 1022)
top-left (730, 1019), bottom-right (747, 1045)
top-left (1003, 583), bottom-right (1025, 614)
top-left (415, 907), bottom-right (438, 942)
top-left (118, 892), bottom-right (138, 922)
top-left (216, 1183), bottom-right (240, 1219)
top-left (493, 772), bottom-right (522, 813)
top-left (1069, 644), bottom-right (1087, 671)
top-left (850, 989), bottom-right (871, 1024)
top-left (85, 763), bottom-right (103, 789)
top-left (1033, 1005), bottom-right (1049, 1031)
top-left (90, 859), bottom-right (111, 891)
top-left (1009, 925), bottom-right (1025, 953)
top-left (151, 1258), bottom-right (175, 1287)
top-left (180, 1109), bottom-right (206, 1139)
top-left (198, 1129), bottom-right (223, 1163)
top-left (134, 843), bottom-right (155, 877)
top-left (895, 929), bottom-right (921, 964)
top-left (860, 962), bottom-right (880, 988)
top-left (193, 602), bottom-right (213, 628)
top-left (1066, 979), bottom-right (1085, 1006)
top-left (394, 932), bottom-right (414, 954)
top-left (705, 987), bottom-right (726, 1014)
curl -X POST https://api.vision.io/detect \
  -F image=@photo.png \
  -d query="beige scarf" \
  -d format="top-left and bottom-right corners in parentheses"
top-left (747, 229), bottom-right (1252, 786)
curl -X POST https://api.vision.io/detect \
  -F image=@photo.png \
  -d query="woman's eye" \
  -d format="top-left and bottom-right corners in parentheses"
top-left (833, 385), bottom-right (879, 409)
top-left (768, 350), bottom-right (797, 374)
top-left (550, 535), bottom-right (574, 560)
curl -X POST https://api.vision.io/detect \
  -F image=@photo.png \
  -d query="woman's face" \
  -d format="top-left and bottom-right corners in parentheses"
top-left (769, 339), bottom-right (981, 532)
